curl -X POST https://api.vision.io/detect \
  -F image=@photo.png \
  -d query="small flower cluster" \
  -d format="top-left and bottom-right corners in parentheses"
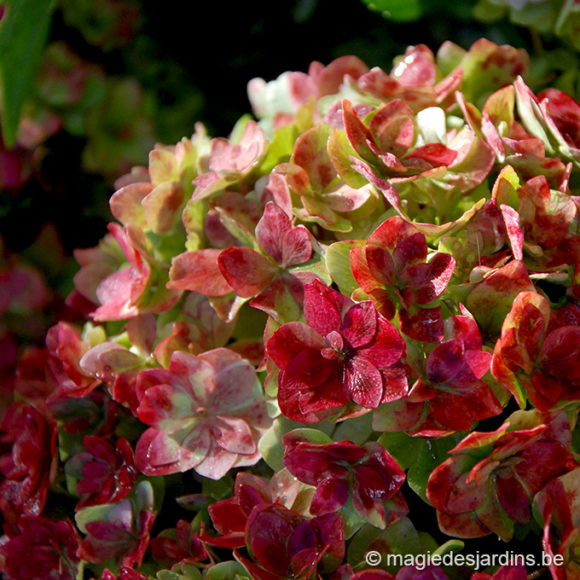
top-left (2, 38), bottom-right (580, 579)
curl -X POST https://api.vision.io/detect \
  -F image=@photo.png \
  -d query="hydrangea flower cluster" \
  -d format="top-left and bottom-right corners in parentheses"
top-left (3, 38), bottom-right (580, 579)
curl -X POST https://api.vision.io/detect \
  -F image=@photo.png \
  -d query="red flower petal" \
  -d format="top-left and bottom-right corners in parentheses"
top-left (303, 280), bottom-right (348, 337)
top-left (266, 321), bottom-right (325, 370)
top-left (341, 302), bottom-right (378, 349)
top-left (357, 315), bottom-right (406, 369)
top-left (310, 477), bottom-right (350, 515)
top-left (344, 356), bottom-right (384, 408)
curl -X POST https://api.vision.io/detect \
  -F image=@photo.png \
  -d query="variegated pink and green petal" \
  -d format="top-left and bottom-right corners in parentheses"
top-left (481, 112), bottom-right (506, 161)
top-left (270, 161), bottom-right (311, 201)
top-left (506, 151), bottom-right (569, 192)
top-left (465, 260), bottom-right (536, 338)
top-left (291, 123), bottom-right (336, 191)
top-left (349, 158), bottom-right (407, 217)
top-left (323, 182), bottom-right (373, 213)
top-left (537, 88), bottom-right (580, 163)
top-left (494, 290), bottom-right (550, 375)
top-left (45, 322), bottom-right (96, 399)
top-left (135, 424), bottom-right (211, 476)
top-left (197, 349), bottom-right (265, 412)
top-left (391, 44), bottom-right (436, 87)
top-left (141, 181), bottom-right (184, 235)
top-left (205, 191), bottom-right (261, 248)
top-left (447, 423), bottom-right (510, 456)
top-left (93, 266), bottom-right (145, 321)
top-left (436, 509), bottom-right (490, 539)
top-left (80, 341), bottom-right (145, 389)
top-left (473, 486), bottom-right (516, 541)
top-left (499, 204), bottom-right (524, 261)
top-left (196, 436), bottom-right (261, 479)
top-left (517, 175), bottom-right (577, 249)
top-left (248, 275), bottom-right (304, 323)
top-left (136, 377), bottom-right (203, 431)
top-left (367, 99), bottom-right (415, 157)
top-left (109, 182), bottom-right (153, 228)
top-left (341, 99), bottom-right (377, 162)
top-left (208, 120), bottom-right (267, 176)
top-left (445, 128), bottom-right (495, 192)
top-left (427, 453), bottom-right (487, 514)
top-left (535, 468), bottom-right (580, 577)
top-left (137, 352), bottom-right (209, 405)
top-left (352, 244), bottom-right (395, 292)
top-left (460, 40), bottom-right (528, 107)
top-left (168, 249), bottom-right (233, 296)
top-left (372, 397), bottom-right (425, 433)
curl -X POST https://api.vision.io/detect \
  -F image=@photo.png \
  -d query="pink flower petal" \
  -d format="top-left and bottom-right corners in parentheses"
top-left (255, 202), bottom-right (291, 264)
top-left (211, 416), bottom-right (256, 455)
top-left (135, 426), bottom-right (210, 476)
top-left (281, 225), bottom-right (312, 267)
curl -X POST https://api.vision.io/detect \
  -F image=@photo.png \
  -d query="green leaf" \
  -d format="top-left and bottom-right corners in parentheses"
top-left (325, 240), bottom-right (365, 296)
top-left (157, 562), bottom-right (204, 580)
top-left (332, 412), bottom-right (373, 445)
top-left (0, 0), bottom-right (56, 147)
top-left (258, 121), bottom-right (298, 175)
top-left (258, 418), bottom-right (333, 471)
top-left (378, 430), bottom-right (424, 471)
top-left (407, 434), bottom-right (464, 503)
top-left (432, 538), bottom-right (465, 558)
top-left (361, 0), bottom-right (424, 22)
top-left (157, 572), bottom-right (181, 580)
top-left (205, 561), bottom-right (250, 580)
top-left (348, 517), bottom-right (425, 572)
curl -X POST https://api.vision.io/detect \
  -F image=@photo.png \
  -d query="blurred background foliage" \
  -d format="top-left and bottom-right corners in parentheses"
top-left (1, 0), bottom-right (580, 356)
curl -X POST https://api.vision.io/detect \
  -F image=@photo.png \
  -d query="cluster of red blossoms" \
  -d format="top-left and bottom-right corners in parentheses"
top-left (2, 38), bottom-right (580, 579)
